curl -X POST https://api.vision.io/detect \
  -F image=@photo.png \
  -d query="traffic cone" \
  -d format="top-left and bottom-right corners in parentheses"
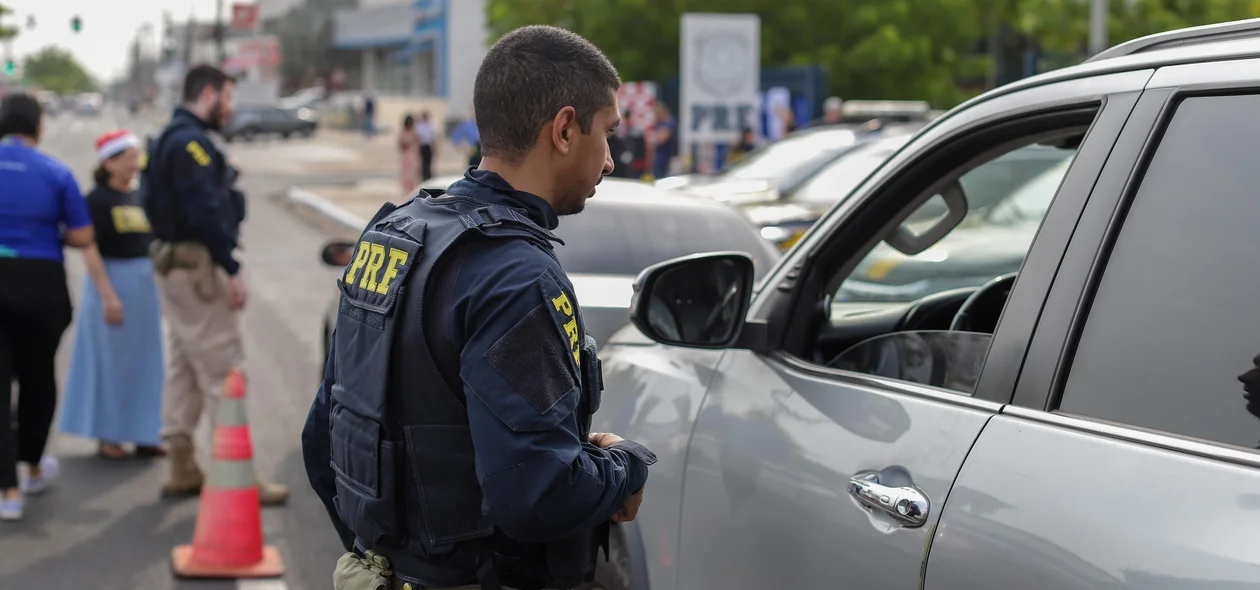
top-left (171, 368), bottom-right (285, 578)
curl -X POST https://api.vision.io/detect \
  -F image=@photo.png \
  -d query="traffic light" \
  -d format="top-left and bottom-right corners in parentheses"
top-left (2, 61), bottom-right (14, 77)
top-left (71, 16), bottom-right (81, 33)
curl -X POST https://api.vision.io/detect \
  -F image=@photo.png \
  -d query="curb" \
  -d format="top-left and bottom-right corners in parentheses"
top-left (284, 186), bottom-right (367, 233)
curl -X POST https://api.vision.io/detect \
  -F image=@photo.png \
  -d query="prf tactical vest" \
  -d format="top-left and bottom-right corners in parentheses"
top-left (328, 190), bottom-right (607, 590)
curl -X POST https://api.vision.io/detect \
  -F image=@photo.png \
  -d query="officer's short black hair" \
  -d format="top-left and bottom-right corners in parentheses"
top-left (0, 92), bottom-right (42, 138)
top-left (474, 25), bottom-right (620, 163)
top-left (182, 64), bottom-right (235, 104)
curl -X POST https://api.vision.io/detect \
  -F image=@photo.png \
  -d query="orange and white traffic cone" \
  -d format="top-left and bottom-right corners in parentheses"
top-left (171, 369), bottom-right (285, 578)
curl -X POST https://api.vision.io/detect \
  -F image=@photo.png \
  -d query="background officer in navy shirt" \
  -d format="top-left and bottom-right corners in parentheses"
top-left (144, 64), bottom-right (287, 505)
top-left (304, 25), bottom-right (654, 590)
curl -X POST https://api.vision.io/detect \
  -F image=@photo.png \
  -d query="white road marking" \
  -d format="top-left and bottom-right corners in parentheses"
top-left (237, 580), bottom-right (288, 590)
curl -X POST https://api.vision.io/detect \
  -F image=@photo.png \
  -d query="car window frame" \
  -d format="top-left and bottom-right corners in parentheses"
top-left (746, 69), bottom-right (1154, 406)
top-left (1010, 59), bottom-right (1260, 471)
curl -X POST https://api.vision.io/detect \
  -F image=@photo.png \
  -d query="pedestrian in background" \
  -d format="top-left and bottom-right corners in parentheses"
top-left (59, 129), bottom-right (166, 460)
top-left (397, 114), bottom-right (421, 196)
top-left (143, 64), bottom-right (287, 505)
top-left (303, 25), bottom-right (654, 590)
top-left (725, 126), bottom-right (758, 168)
top-left (0, 92), bottom-right (106, 521)
top-left (362, 91), bottom-right (376, 139)
top-left (650, 100), bottom-right (677, 180)
top-left (414, 110), bottom-right (436, 181)
top-left (449, 113), bottom-right (481, 169)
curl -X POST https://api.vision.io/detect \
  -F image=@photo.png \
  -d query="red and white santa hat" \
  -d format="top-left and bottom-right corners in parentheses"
top-left (95, 130), bottom-right (140, 162)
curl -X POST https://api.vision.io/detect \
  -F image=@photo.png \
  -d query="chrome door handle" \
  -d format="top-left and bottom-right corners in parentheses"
top-left (847, 471), bottom-right (930, 527)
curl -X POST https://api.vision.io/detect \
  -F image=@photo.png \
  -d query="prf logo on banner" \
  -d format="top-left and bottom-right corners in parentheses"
top-left (680, 13), bottom-right (761, 147)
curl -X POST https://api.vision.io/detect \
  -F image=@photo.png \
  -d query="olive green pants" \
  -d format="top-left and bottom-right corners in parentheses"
top-left (333, 551), bottom-right (511, 590)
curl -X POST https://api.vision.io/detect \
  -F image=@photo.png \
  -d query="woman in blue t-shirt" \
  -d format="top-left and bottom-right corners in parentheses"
top-left (0, 93), bottom-right (109, 521)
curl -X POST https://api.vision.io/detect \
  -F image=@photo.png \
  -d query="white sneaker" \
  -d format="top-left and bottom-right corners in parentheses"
top-left (21, 456), bottom-right (59, 495)
top-left (0, 496), bottom-right (23, 521)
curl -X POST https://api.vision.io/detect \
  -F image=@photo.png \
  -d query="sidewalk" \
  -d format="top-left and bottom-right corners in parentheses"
top-left (230, 128), bottom-right (468, 178)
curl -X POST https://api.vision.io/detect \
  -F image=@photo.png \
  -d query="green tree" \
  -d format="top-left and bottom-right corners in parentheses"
top-left (488, 0), bottom-right (1260, 108)
top-left (0, 3), bottom-right (18, 40)
top-left (488, 0), bottom-right (999, 106)
top-left (22, 46), bottom-right (96, 94)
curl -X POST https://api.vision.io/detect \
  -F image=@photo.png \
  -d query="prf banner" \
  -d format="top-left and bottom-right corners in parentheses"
top-left (680, 13), bottom-right (761, 147)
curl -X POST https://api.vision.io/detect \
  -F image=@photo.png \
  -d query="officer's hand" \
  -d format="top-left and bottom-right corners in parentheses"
top-left (102, 295), bottom-right (124, 326)
top-left (588, 432), bottom-right (624, 449)
top-left (613, 487), bottom-right (644, 523)
top-left (227, 275), bottom-right (247, 311)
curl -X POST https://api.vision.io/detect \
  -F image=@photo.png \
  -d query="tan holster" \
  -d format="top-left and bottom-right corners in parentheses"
top-left (150, 241), bottom-right (220, 302)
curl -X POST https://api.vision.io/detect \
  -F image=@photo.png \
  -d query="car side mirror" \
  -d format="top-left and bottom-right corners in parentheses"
top-left (630, 252), bottom-right (755, 349)
top-left (320, 240), bottom-right (356, 267)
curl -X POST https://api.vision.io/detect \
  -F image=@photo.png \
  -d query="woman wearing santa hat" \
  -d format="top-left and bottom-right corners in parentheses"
top-left (59, 130), bottom-right (165, 460)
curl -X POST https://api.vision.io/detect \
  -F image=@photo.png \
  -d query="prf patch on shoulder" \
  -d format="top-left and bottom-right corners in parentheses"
top-left (340, 230), bottom-right (422, 314)
top-left (185, 140), bottom-right (211, 167)
top-left (539, 270), bottom-right (582, 369)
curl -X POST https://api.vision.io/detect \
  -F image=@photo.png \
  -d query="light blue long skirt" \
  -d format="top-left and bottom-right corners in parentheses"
top-left (59, 257), bottom-right (165, 446)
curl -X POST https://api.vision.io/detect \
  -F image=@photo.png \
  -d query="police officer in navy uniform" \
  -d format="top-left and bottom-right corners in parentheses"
top-left (302, 26), bottom-right (655, 590)
top-left (145, 64), bottom-right (288, 504)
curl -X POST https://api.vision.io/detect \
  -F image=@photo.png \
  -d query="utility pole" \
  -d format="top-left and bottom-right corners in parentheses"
top-left (215, 0), bottom-right (226, 64)
top-left (1089, 0), bottom-right (1109, 55)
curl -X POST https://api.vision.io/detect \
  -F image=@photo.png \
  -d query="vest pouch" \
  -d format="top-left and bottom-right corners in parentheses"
top-left (403, 424), bottom-right (494, 547)
top-left (330, 403), bottom-right (405, 547)
top-left (580, 335), bottom-right (603, 416)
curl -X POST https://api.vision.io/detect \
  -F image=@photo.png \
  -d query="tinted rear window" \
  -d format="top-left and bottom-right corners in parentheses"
top-left (555, 201), bottom-right (778, 277)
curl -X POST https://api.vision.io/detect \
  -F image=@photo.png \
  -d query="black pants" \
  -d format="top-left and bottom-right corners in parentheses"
top-left (420, 143), bottom-right (434, 181)
top-left (0, 258), bottom-right (72, 489)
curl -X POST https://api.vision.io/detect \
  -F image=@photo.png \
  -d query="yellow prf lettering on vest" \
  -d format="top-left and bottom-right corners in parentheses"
top-left (359, 243), bottom-right (387, 291)
top-left (551, 291), bottom-right (581, 365)
top-left (345, 240), bottom-right (410, 296)
top-left (344, 241), bottom-right (371, 285)
top-left (374, 248), bottom-right (409, 295)
top-left (185, 141), bottom-right (211, 167)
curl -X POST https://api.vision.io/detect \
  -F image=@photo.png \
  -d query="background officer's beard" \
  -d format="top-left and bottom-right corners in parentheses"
top-left (205, 99), bottom-right (227, 131)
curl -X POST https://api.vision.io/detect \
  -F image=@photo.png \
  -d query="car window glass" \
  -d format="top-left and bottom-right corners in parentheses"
top-left (830, 331), bottom-right (992, 393)
top-left (793, 137), bottom-right (910, 206)
top-left (835, 142), bottom-right (1077, 305)
top-left (1059, 95), bottom-right (1260, 450)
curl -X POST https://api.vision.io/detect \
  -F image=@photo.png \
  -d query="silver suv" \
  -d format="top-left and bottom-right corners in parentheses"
top-left (590, 19), bottom-right (1260, 590)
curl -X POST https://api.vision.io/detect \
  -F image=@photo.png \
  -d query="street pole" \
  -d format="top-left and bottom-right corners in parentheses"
top-left (215, 0), bottom-right (225, 64)
top-left (1089, 0), bottom-right (1109, 55)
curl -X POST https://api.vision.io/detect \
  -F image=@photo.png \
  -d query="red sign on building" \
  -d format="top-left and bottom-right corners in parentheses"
top-left (230, 3), bottom-right (259, 31)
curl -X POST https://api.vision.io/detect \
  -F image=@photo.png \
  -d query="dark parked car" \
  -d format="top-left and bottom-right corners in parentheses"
top-left (318, 177), bottom-right (781, 371)
top-left (223, 105), bottom-right (317, 142)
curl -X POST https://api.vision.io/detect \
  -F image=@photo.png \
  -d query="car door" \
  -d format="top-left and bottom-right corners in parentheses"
top-left (926, 62), bottom-right (1260, 589)
top-left (675, 70), bottom-right (1151, 589)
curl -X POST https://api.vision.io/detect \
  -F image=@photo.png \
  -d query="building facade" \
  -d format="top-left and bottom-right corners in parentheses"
top-left (332, 0), bottom-right (486, 115)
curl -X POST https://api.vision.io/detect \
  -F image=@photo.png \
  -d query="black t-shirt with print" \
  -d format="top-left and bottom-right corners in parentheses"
top-left (86, 184), bottom-right (152, 259)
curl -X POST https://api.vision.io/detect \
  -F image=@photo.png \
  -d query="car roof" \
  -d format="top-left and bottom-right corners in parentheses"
top-left (931, 19), bottom-right (1260, 133)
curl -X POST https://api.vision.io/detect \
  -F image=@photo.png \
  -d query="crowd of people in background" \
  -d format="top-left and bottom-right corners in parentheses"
top-left (0, 63), bottom-right (290, 523)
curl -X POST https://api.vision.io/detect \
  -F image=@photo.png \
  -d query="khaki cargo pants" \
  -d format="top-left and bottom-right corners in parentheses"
top-left (333, 551), bottom-right (518, 590)
top-left (151, 242), bottom-right (243, 441)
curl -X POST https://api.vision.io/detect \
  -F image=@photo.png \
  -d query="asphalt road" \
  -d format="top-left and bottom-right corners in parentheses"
top-left (0, 107), bottom-right (363, 589)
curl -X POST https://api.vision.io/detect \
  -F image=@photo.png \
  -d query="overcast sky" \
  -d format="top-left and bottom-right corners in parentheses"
top-left (2, 0), bottom-right (220, 81)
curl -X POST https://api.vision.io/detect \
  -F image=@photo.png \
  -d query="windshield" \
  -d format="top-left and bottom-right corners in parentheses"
top-left (718, 129), bottom-right (857, 188)
top-left (555, 201), bottom-right (780, 278)
top-left (793, 136), bottom-right (911, 206)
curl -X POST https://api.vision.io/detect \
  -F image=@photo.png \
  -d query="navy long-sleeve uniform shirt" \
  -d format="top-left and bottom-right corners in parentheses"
top-left (303, 169), bottom-right (652, 552)
top-left (145, 108), bottom-right (242, 275)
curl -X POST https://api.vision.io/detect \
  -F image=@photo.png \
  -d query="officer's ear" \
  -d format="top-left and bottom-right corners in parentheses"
top-left (551, 106), bottom-right (579, 155)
